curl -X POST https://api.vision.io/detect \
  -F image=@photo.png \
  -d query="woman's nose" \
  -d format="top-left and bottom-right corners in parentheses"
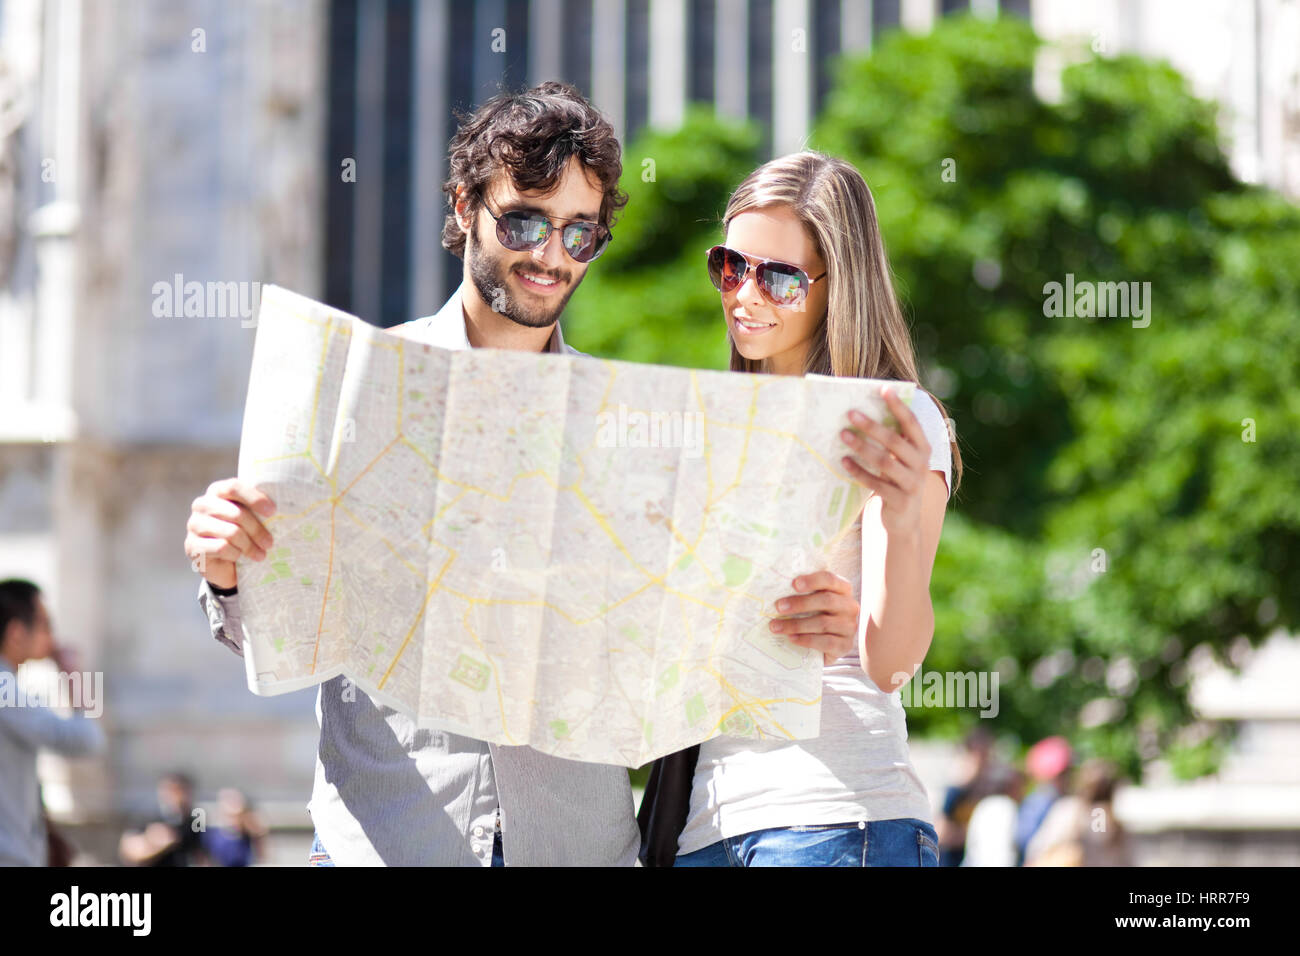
top-left (736, 273), bottom-right (766, 309)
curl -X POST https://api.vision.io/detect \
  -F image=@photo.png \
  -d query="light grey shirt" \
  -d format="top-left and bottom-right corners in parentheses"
top-left (197, 283), bottom-right (640, 866)
top-left (0, 658), bottom-right (105, 866)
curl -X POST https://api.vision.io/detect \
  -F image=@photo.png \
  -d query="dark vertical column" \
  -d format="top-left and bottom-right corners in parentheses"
top-left (873, 0), bottom-right (901, 41)
top-left (812, 0), bottom-right (840, 119)
top-left (625, 0), bottom-right (649, 143)
top-left (940, 0), bottom-right (969, 15)
top-left (504, 0), bottom-right (532, 90)
top-left (687, 0), bottom-right (716, 105)
top-left (561, 0), bottom-right (593, 93)
top-left (324, 0), bottom-right (359, 312)
top-left (381, 0), bottom-right (414, 327)
top-left (443, 0), bottom-right (477, 298)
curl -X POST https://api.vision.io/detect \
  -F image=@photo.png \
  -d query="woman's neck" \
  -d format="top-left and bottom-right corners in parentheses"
top-left (764, 343), bottom-right (809, 377)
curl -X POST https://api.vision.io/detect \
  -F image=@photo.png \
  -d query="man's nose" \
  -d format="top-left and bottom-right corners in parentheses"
top-left (530, 226), bottom-right (568, 272)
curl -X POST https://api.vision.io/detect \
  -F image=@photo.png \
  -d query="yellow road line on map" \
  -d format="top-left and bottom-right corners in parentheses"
top-left (461, 607), bottom-right (519, 745)
top-left (310, 500), bottom-right (337, 673)
top-left (376, 551), bottom-right (458, 687)
top-left (334, 500), bottom-right (424, 579)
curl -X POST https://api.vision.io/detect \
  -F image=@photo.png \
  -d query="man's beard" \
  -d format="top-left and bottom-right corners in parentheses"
top-left (466, 230), bottom-right (576, 330)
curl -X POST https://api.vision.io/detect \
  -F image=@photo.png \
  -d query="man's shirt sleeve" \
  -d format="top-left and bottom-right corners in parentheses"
top-left (196, 579), bottom-right (246, 658)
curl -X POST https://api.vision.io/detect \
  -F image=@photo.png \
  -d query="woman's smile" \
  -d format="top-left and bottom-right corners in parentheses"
top-left (733, 310), bottom-right (777, 335)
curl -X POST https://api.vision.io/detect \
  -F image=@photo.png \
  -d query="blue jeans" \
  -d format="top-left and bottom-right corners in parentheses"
top-left (674, 818), bottom-right (940, 867)
top-left (308, 829), bottom-right (504, 866)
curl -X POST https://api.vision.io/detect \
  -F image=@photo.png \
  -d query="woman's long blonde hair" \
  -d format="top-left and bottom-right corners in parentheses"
top-left (722, 150), bottom-right (963, 498)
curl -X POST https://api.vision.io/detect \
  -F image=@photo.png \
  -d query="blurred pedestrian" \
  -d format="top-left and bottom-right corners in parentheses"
top-left (119, 771), bottom-right (206, 866)
top-left (936, 726), bottom-right (999, 866)
top-left (1024, 758), bottom-right (1131, 866)
top-left (0, 579), bottom-right (105, 866)
top-left (961, 763), bottom-right (1025, 867)
top-left (1014, 735), bottom-right (1073, 865)
top-left (202, 787), bottom-right (266, 866)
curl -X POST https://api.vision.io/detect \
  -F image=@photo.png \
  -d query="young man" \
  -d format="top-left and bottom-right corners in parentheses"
top-left (183, 81), bottom-right (639, 866)
top-left (0, 579), bottom-right (105, 866)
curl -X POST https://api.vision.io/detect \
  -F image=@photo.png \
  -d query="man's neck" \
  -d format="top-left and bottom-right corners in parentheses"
top-left (460, 282), bottom-right (557, 353)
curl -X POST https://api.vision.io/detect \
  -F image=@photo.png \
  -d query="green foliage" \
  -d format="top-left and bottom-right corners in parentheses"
top-left (563, 107), bottom-right (762, 369)
top-left (815, 15), bottom-right (1300, 780)
top-left (574, 15), bottom-right (1300, 783)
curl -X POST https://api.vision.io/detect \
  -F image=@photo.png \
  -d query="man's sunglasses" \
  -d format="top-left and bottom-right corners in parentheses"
top-left (481, 198), bottom-right (611, 264)
top-left (706, 245), bottom-right (827, 308)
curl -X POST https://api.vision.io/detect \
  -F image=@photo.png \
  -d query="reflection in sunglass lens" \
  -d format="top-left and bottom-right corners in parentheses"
top-left (707, 247), bottom-right (743, 291)
top-left (499, 212), bottom-right (549, 250)
top-left (759, 264), bottom-right (805, 306)
top-left (563, 223), bottom-right (603, 262)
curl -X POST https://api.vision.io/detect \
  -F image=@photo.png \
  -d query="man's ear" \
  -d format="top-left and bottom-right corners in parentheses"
top-left (453, 185), bottom-right (473, 233)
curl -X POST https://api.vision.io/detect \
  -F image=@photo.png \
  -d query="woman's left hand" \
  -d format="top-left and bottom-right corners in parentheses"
top-left (770, 570), bottom-right (860, 665)
top-left (840, 386), bottom-right (932, 538)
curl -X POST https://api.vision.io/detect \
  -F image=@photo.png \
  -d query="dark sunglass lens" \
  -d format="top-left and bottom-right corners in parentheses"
top-left (711, 248), bottom-right (747, 291)
top-left (759, 263), bottom-right (807, 306)
top-left (562, 223), bottom-right (603, 262)
top-left (706, 247), bottom-right (727, 290)
top-left (499, 212), bottom-right (549, 250)
top-left (582, 228), bottom-right (611, 262)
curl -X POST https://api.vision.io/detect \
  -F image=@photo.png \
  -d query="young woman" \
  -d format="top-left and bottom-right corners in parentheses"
top-left (670, 151), bottom-right (963, 866)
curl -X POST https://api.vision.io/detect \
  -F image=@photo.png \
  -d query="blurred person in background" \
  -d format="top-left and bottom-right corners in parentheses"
top-left (961, 762), bottom-right (1025, 867)
top-left (935, 726), bottom-right (999, 866)
top-left (1024, 758), bottom-right (1131, 867)
top-left (202, 787), bottom-right (266, 866)
top-left (0, 579), bottom-right (105, 866)
top-left (1014, 735), bottom-right (1073, 866)
top-left (119, 771), bottom-right (206, 866)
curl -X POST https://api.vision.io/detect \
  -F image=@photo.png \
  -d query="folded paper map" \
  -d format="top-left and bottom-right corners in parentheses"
top-left (234, 285), bottom-right (916, 766)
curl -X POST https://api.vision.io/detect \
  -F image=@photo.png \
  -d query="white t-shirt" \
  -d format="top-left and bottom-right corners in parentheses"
top-left (677, 388), bottom-right (953, 855)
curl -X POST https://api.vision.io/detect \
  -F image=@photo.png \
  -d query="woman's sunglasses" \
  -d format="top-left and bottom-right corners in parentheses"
top-left (707, 245), bottom-right (827, 309)
top-left (481, 198), bottom-right (611, 264)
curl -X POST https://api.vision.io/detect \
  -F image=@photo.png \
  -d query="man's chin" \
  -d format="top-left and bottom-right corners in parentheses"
top-left (501, 301), bottom-right (564, 329)
top-left (514, 314), bottom-right (560, 330)
top-left (502, 282), bottom-right (573, 328)
top-left (467, 251), bottom-right (571, 329)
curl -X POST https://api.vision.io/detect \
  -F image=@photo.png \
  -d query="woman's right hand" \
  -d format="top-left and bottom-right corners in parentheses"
top-left (768, 570), bottom-right (861, 665)
top-left (184, 478), bottom-right (277, 590)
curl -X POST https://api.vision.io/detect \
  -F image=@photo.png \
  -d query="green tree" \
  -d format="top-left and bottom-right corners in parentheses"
top-left (812, 14), bottom-right (1300, 779)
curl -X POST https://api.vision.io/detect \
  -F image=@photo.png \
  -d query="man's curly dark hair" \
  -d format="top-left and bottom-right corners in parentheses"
top-left (441, 80), bottom-right (628, 260)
